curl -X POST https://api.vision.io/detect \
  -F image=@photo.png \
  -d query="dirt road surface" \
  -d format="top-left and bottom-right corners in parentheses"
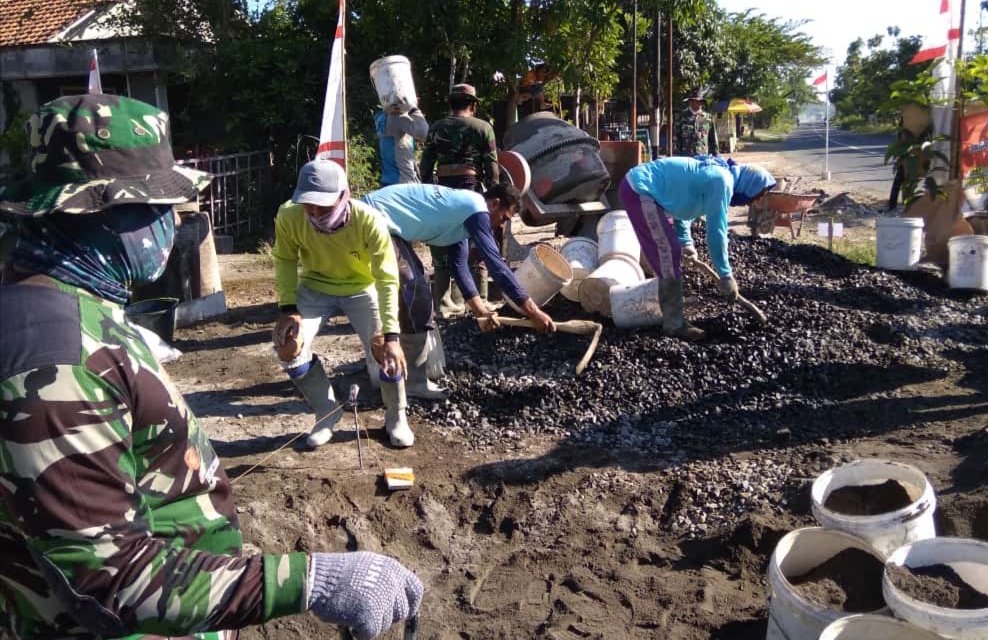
top-left (168, 150), bottom-right (986, 640)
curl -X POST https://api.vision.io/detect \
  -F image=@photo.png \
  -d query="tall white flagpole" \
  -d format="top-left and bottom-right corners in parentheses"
top-left (316, 0), bottom-right (347, 169)
top-left (823, 71), bottom-right (831, 180)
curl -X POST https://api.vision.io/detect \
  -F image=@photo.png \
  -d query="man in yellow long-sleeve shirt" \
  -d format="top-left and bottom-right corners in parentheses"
top-left (272, 159), bottom-right (414, 448)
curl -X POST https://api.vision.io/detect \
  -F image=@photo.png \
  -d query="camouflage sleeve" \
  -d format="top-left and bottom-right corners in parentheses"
top-left (0, 362), bottom-right (308, 636)
top-left (480, 125), bottom-right (499, 188)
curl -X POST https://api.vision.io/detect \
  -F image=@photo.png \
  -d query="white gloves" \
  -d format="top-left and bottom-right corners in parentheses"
top-left (307, 552), bottom-right (423, 639)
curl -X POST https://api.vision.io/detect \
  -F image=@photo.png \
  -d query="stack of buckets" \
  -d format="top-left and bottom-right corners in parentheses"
top-left (561, 210), bottom-right (661, 328)
top-left (767, 459), bottom-right (988, 640)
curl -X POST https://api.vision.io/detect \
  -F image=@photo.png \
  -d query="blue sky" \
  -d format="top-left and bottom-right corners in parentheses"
top-left (716, 0), bottom-right (985, 76)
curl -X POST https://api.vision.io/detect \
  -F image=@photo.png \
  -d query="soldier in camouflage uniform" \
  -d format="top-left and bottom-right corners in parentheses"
top-left (0, 94), bottom-right (422, 640)
top-left (675, 88), bottom-right (719, 157)
top-left (420, 84), bottom-right (500, 314)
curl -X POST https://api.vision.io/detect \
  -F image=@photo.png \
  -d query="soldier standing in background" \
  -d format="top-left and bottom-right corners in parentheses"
top-left (676, 88), bottom-right (719, 157)
top-left (420, 84), bottom-right (501, 315)
top-left (0, 95), bottom-right (421, 640)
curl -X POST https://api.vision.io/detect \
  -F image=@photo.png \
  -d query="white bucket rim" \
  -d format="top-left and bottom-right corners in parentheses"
top-left (883, 537), bottom-right (988, 618)
top-left (947, 234), bottom-right (988, 246)
top-left (370, 55), bottom-right (411, 70)
top-left (877, 217), bottom-right (925, 228)
top-left (595, 253), bottom-right (645, 279)
top-left (531, 243), bottom-right (574, 284)
top-left (819, 614), bottom-right (945, 640)
top-left (596, 209), bottom-right (631, 235)
top-left (561, 236), bottom-right (599, 249)
top-left (770, 527), bottom-right (888, 615)
top-left (811, 459), bottom-right (936, 527)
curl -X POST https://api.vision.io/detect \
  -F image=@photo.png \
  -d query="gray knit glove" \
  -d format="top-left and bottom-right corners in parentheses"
top-left (307, 552), bottom-right (423, 639)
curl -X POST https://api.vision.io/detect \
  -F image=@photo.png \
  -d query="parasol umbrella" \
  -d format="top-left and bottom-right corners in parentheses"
top-left (710, 98), bottom-right (762, 114)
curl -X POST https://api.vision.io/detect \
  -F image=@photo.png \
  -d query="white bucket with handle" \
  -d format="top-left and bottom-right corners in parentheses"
top-left (506, 243), bottom-right (573, 313)
top-left (811, 459), bottom-right (937, 559)
top-left (883, 537), bottom-right (988, 640)
top-left (947, 235), bottom-right (988, 292)
top-left (559, 237), bottom-right (599, 301)
top-left (819, 614), bottom-right (944, 640)
top-left (609, 277), bottom-right (662, 328)
top-left (876, 217), bottom-right (924, 271)
top-left (767, 527), bottom-right (889, 640)
top-left (596, 210), bottom-right (641, 262)
top-left (579, 254), bottom-right (645, 317)
top-left (369, 55), bottom-right (418, 114)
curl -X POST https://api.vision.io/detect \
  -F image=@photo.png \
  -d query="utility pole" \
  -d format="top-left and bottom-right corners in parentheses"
top-left (631, 0), bottom-right (638, 141)
top-left (650, 9), bottom-right (661, 159)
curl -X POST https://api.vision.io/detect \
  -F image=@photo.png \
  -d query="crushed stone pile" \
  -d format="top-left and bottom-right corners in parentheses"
top-left (411, 225), bottom-right (986, 535)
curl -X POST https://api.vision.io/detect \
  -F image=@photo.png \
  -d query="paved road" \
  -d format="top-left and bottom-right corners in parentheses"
top-left (781, 123), bottom-right (894, 201)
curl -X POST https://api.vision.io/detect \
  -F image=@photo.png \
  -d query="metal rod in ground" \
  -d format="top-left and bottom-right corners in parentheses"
top-left (349, 384), bottom-right (363, 469)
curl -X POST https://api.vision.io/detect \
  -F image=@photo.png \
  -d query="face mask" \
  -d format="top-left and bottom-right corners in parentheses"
top-left (306, 190), bottom-right (351, 234)
top-left (11, 204), bottom-right (176, 303)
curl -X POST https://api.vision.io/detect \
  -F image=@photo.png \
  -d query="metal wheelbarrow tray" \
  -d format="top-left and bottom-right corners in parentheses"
top-left (748, 192), bottom-right (821, 238)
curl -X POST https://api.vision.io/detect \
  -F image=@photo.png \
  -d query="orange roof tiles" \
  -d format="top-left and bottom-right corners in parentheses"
top-left (0, 0), bottom-right (100, 47)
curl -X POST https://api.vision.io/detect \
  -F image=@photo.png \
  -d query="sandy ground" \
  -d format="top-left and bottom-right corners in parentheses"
top-left (165, 151), bottom-right (987, 640)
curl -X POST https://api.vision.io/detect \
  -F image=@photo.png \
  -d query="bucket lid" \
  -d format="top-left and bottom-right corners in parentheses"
top-left (877, 217), bottom-right (925, 228)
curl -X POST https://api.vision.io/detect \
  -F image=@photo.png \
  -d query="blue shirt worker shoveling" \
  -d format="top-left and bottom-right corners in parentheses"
top-left (620, 156), bottom-right (775, 341)
top-left (361, 183), bottom-right (556, 336)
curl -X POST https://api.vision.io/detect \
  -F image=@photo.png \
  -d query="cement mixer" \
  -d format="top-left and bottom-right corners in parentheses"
top-left (499, 112), bottom-right (641, 238)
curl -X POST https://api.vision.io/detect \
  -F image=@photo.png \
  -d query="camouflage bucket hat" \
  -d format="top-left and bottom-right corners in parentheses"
top-left (0, 94), bottom-right (211, 217)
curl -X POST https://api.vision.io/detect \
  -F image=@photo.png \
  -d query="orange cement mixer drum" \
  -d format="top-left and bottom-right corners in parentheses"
top-left (497, 150), bottom-right (532, 196)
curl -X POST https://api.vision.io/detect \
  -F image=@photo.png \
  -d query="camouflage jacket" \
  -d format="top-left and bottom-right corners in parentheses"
top-left (0, 278), bottom-right (307, 640)
top-left (420, 115), bottom-right (499, 188)
top-left (675, 108), bottom-right (719, 157)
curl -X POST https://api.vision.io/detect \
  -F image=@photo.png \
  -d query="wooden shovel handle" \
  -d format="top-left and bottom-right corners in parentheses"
top-left (688, 258), bottom-right (768, 324)
top-left (493, 315), bottom-right (603, 376)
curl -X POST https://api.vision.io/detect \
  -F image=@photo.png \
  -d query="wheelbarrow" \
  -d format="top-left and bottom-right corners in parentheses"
top-left (748, 192), bottom-right (820, 238)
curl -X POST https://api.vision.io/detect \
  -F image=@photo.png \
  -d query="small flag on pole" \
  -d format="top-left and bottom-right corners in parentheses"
top-left (316, 0), bottom-right (347, 169)
top-left (812, 71), bottom-right (827, 86)
top-left (88, 49), bottom-right (103, 94)
top-left (910, 0), bottom-right (960, 64)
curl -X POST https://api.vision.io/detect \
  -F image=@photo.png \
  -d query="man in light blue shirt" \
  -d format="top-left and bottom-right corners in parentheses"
top-left (620, 156), bottom-right (775, 341)
top-left (362, 183), bottom-right (555, 335)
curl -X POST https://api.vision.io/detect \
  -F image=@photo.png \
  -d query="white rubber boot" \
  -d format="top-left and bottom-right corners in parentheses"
top-left (380, 380), bottom-right (414, 447)
top-left (290, 357), bottom-right (341, 448)
top-left (400, 333), bottom-right (450, 400)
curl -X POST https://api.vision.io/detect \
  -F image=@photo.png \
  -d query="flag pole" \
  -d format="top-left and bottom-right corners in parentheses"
top-left (341, 0), bottom-right (349, 169)
top-left (824, 71), bottom-right (831, 180)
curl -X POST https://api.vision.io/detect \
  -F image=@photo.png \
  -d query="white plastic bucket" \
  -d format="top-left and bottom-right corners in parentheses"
top-left (369, 55), bottom-right (418, 114)
top-left (579, 254), bottom-right (645, 317)
top-left (596, 210), bottom-right (641, 262)
top-left (506, 243), bottom-right (573, 313)
top-left (609, 277), bottom-right (662, 328)
top-left (947, 235), bottom-right (988, 292)
top-left (876, 217), bottom-right (924, 271)
top-left (819, 614), bottom-right (945, 640)
top-left (767, 527), bottom-right (889, 640)
top-left (811, 459), bottom-right (937, 559)
top-left (883, 538), bottom-right (988, 640)
top-left (559, 237), bottom-right (599, 302)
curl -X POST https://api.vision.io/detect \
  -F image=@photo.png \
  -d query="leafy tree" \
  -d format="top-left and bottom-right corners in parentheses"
top-left (831, 28), bottom-right (923, 121)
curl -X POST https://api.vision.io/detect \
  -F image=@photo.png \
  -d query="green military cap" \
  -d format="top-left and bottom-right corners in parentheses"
top-left (0, 94), bottom-right (211, 217)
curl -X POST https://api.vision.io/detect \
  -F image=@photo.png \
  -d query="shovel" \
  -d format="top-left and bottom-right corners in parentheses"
top-left (687, 258), bottom-right (768, 324)
top-left (492, 315), bottom-right (603, 376)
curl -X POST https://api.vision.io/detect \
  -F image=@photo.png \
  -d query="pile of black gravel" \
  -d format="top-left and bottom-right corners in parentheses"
top-left (414, 225), bottom-right (987, 456)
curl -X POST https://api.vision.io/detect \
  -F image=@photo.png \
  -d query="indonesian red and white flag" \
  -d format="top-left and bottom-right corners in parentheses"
top-left (316, 0), bottom-right (347, 168)
top-left (88, 49), bottom-right (102, 94)
top-left (910, 0), bottom-right (961, 64)
top-left (812, 71), bottom-right (827, 87)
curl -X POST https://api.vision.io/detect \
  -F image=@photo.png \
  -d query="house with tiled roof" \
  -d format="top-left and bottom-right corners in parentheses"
top-left (1, 0), bottom-right (182, 174)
